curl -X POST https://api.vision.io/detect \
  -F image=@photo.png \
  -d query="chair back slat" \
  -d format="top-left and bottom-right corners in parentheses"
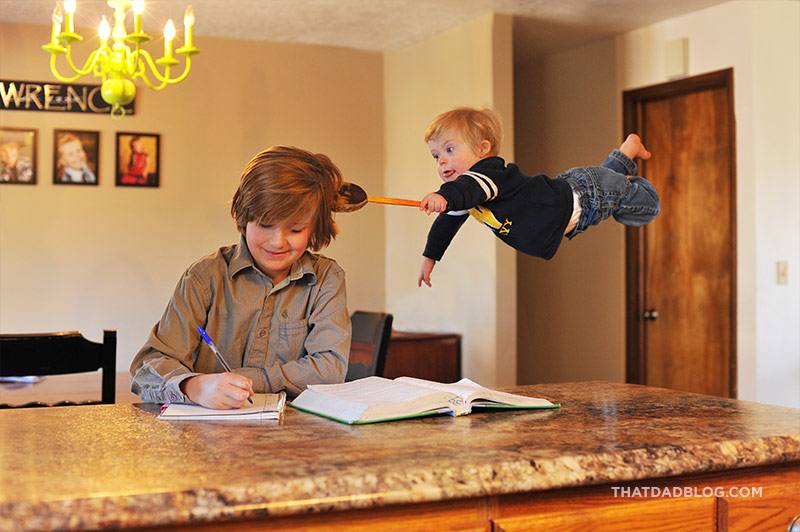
top-left (0, 330), bottom-right (117, 408)
top-left (1, 332), bottom-right (101, 376)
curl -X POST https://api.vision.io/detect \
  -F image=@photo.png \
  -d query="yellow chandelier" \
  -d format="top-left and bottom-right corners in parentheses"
top-left (42, 0), bottom-right (199, 117)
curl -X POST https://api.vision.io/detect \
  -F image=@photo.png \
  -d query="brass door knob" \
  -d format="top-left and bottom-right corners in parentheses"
top-left (643, 309), bottom-right (659, 320)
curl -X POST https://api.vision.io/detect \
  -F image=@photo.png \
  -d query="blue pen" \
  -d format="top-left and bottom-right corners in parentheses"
top-left (196, 325), bottom-right (253, 404)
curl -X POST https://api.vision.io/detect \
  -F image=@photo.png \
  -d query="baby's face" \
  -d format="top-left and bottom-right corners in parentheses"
top-left (427, 128), bottom-right (484, 182)
top-left (60, 140), bottom-right (87, 170)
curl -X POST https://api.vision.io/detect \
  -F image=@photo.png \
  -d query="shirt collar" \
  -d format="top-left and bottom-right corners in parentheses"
top-left (65, 167), bottom-right (86, 178)
top-left (229, 234), bottom-right (255, 277)
top-left (229, 234), bottom-right (318, 286)
top-left (472, 156), bottom-right (505, 171)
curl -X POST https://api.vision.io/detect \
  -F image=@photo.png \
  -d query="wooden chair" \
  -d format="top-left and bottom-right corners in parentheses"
top-left (345, 311), bottom-right (393, 382)
top-left (0, 330), bottom-right (116, 408)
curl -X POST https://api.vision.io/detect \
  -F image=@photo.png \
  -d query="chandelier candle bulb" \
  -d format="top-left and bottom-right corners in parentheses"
top-left (132, 0), bottom-right (144, 35)
top-left (163, 20), bottom-right (176, 59)
top-left (183, 6), bottom-right (194, 49)
top-left (63, 0), bottom-right (75, 34)
top-left (98, 16), bottom-right (111, 44)
top-left (50, 5), bottom-right (62, 47)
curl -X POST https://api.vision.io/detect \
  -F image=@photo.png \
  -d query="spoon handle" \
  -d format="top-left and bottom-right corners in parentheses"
top-left (367, 196), bottom-right (421, 207)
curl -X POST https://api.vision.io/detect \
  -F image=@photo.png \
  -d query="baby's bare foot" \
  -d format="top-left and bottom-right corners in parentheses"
top-left (620, 133), bottom-right (651, 160)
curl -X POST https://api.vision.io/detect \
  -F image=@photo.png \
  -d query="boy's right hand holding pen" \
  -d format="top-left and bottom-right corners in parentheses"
top-left (177, 326), bottom-right (255, 409)
top-left (180, 373), bottom-right (254, 409)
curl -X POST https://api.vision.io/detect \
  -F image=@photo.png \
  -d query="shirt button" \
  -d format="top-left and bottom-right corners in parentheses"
top-left (257, 328), bottom-right (267, 338)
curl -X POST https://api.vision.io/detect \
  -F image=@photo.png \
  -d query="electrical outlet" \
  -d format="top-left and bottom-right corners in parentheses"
top-left (777, 261), bottom-right (789, 285)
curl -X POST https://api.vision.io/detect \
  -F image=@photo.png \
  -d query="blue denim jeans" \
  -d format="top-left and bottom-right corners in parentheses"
top-left (561, 149), bottom-right (660, 239)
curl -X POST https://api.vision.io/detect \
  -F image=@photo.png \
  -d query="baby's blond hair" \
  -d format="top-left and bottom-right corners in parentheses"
top-left (423, 107), bottom-right (502, 157)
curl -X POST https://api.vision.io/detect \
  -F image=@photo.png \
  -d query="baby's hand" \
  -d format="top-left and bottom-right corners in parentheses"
top-left (420, 193), bottom-right (448, 215)
top-left (181, 372), bottom-right (254, 409)
top-left (418, 257), bottom-right (436, 287)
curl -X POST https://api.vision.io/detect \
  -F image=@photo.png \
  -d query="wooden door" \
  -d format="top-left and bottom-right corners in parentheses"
top-left (624, 69), bottom-right (736, 397)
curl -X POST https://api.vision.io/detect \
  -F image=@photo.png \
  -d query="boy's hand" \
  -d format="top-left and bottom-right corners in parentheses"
top-left (418, 258), bottom-right (436, 287)
top-left (420, 193), bottom-right (448, 214)
top-left (180, 373), bottom-right (254, 409)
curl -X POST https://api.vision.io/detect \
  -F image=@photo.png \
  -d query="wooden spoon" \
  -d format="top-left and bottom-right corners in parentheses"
top-left (335, 182), bottom-right (420, 212)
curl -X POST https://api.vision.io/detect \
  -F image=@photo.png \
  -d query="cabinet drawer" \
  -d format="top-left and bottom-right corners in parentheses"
top-left (725, 481), bottom-right (800, 532)
top-left (492, 497), bottom-right (716, 532)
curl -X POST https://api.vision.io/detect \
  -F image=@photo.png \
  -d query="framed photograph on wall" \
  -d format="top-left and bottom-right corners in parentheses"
top-left (0, 127), bottom-right (37, 185)
top-left (115, 132), bottom-right (160, 187)
top-left (53, 129), bottom-right (99, 185)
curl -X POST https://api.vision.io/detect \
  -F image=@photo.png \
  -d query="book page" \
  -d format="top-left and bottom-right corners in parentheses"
top-left (307, 376), bottom-right (447, 405)
top-left (295, 376), bottom-right (464, 423)
top-left (395, 377), bottom-right (555, 408)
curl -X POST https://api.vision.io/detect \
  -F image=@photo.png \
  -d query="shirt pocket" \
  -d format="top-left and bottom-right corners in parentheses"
top-left (277, 318), bottom-right (309, 362)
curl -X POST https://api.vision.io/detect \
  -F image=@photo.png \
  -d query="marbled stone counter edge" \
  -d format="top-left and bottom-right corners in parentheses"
top-left (4, 434), bottom-right (798, 531)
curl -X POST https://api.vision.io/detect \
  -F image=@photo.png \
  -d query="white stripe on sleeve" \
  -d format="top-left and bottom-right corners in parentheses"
top-left (463, 171), bottom-right (498, 201)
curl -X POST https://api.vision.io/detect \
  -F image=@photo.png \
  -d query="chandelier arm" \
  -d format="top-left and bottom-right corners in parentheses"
top-left (136, 49), bottom-right (193, 88)
top-left (165, 57), bottom-right (193, 85)
top-left (64, 46), bottom-right (102, 76)
top-left (132, 50), bottom-right (170, 90)
top-left (49, 49), bottom-right (103, 83)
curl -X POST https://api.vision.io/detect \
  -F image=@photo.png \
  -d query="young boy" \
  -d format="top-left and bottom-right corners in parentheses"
top-left (418, 107), bottom-right (659, 287)
top-left (56, 133), bottom-right (96, 184)
top-left (130, 146), bottom-right (351, 409)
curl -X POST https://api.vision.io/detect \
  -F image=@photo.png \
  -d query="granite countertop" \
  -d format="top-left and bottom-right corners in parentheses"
top-left (1, 381), bottom-right (798, 530)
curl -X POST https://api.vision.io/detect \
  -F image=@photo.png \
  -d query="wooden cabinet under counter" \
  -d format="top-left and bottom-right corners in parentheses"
top-left (381, 330), bottom-right (461, 382)
top-left (489, 464), bottom-right (800, 532)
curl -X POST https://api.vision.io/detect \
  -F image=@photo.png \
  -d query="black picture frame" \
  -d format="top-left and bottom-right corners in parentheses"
top-left (0, 126), bottom-right (37, 185)
top-left (53, 129), bottom-right (100, 185)
top-left (115, 132), bottom-right (160, 188)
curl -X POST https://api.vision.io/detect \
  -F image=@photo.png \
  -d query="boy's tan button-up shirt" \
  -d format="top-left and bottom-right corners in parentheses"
top-left (130, 237), bottom-right (351, 403)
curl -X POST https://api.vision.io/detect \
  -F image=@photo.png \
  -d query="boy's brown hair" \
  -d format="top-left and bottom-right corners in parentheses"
top-left (231, 146), bottom-right (342, 251)
top-left (423, 107), bottom-right (502, 157)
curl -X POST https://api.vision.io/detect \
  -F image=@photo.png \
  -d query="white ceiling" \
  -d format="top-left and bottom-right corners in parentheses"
top-left (0, 0), bottom-right (727, 57)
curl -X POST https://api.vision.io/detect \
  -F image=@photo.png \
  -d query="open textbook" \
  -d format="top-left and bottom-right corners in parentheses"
top-left (158, 392), bottom-right (286, 421)
top-left (290, 376), bottom-right (559, 425)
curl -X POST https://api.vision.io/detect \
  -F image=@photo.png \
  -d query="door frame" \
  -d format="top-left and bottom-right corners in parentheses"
top-left (623, 68), bottom-right (737, 397)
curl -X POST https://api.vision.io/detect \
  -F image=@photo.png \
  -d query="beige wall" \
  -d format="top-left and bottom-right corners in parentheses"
top-left (515, 38), bottom-right (623, 384)
top-left (383, 14), bottom-right (517, 386)
top-left (0, 22), bottom-right (385, 371)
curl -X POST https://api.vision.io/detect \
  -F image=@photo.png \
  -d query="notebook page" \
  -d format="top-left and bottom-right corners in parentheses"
top-left (160, 393), bottom-right (284, 418)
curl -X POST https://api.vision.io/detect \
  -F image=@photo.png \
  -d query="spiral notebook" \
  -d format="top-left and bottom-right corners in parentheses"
top-left (159, 392), bottom-right (286, 421)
